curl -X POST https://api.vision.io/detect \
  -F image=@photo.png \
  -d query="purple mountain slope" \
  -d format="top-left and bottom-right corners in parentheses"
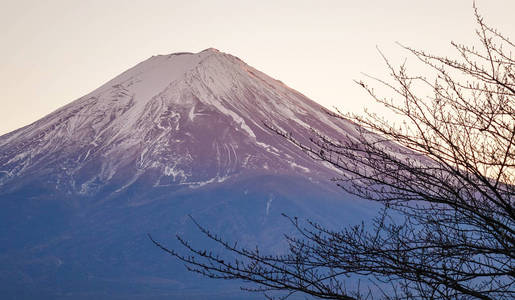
top-left (0, 49), bottom-right (375, 299)
top-left (0, 48), bottom-right (363, 195)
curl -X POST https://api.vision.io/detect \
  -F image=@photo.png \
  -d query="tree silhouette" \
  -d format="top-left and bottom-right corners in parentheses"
top-left (151, 6), bottom-right (514, 300)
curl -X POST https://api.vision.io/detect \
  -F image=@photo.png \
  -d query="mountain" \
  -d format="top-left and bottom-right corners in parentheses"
top-left (0, 48), bottom-right (374, 299)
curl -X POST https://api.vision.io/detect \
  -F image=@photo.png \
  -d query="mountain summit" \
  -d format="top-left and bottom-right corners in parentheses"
top-left (0, 49), bottom-right (369, 299)
top-left (0, 48), bottom-right (358, 197)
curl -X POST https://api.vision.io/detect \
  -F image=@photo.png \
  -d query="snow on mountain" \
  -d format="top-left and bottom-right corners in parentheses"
top-left (0, 48), bottom-right (360, 196)
top-left (0, 48), bottom-right (376, 299)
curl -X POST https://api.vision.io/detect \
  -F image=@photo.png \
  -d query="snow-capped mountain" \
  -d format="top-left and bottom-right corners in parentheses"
top-left (0, 48), bottom-right (372, 299)
top-left (0, 48), bottom-right (359, 197)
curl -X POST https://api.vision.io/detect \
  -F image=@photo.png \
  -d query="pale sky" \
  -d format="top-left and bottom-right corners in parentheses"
top-left (1, 0), bottom-right (514, 135)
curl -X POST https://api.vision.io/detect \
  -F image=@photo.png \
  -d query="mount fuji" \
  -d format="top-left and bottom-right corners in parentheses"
top-left (0, 48), bottom-right (373, 299)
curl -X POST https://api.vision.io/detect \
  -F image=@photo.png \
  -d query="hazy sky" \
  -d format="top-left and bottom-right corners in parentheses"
top-left (1, 0), bottom-right (514, 135)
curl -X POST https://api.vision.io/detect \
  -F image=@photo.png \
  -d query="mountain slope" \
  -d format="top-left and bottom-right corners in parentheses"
top-left (0, 48), bottom-right (361, 195)
top-left (0, 48), bottom-right (373, 299)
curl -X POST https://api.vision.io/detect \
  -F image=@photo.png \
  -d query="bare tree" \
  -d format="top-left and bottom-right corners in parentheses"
top-left (150, 6), bottom-right (514, 300)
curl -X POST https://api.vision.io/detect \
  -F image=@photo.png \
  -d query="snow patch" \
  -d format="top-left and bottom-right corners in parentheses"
top-left (188, 106), bottom-right (196, 121)
top-left (163, 164), bottom-right (188, 182)
top-left (115, 169), bottom-right (144, 193)
top-left (289, 161), bottom-right (310, 173)
top-left (256, 141), bottom-right (281, 156)
top-left (187, 175), bottom-right (230, 188)
top-left (266, 196), bottom-right (273, 216)
top-left (6, 152), bottom-right (30, 165)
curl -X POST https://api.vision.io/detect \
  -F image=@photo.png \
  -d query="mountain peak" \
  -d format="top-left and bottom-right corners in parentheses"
top-left (200, 47), bottom-right (221, 53)
top-left (159, 48), bottom-right (223, 59)
top-left (0, 48), bottom-right (358, 193)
